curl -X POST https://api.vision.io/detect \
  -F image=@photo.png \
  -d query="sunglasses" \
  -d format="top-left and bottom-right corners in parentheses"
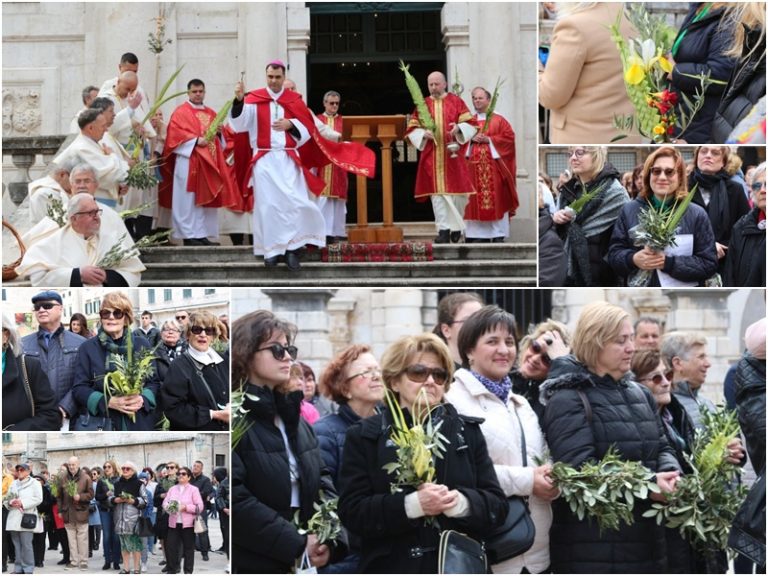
top-left (121, 467), bottom-right (132, 471)
top-left (529, 340), bottom-right (551, 366)
top-left (751, 180), bottom-right (766, 193)
top-left (33, 302), bottom-right (59, 311)
top-left (650, 167), bottom-right (677, 177)
top-left (346, 368), bottom-right (382, 382)
top-left (404, 364), bottom-right (448, 386)
top-left (642, 373), bottom-right (668, 386)
top-left (100, 309), bottom-right (125, 320)
top-left (257, 343), bottom-right (298, 361)
top-left (177, 472), bottom-right (188, 477)
top-left (190, 325), bottom-right (216, 336)
top-left (175, 315), bottom-right (188, 321)
top-left (166, 465), bottom-right (177, 470)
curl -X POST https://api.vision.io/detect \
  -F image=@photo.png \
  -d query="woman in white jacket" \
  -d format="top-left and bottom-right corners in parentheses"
top-left (445, 305), bottom-right (557, 573)
top-left (4, 463), bottom-right (43, 575)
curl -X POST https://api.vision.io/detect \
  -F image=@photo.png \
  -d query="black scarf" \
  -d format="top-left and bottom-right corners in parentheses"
top-left (689, 168), bottom-right (731, 243)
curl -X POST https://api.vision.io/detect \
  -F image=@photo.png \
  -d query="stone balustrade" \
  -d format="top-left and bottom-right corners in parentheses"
top-left (2, 134), bottom-right (68, 205)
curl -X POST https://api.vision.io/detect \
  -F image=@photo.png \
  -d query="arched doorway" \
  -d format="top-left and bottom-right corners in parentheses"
top-left (307, 2), bottom-right (447, 225)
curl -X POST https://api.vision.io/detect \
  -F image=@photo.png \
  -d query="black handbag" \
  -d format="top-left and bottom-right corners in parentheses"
top-left (485, 405), bottom-right (536, 564)
top-left (73, 413), bottom-right (113, 432)
top-left (438, 530), bottom-right (488, 574)
top-left (134, 516), bottom-right (154, 538)
top-left (20, 512), bottom-right (38, 530)
top-left (728, 473), bottom-right (765, 567)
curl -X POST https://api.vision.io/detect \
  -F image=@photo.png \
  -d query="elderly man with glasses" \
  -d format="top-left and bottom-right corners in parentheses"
top-left (17, 193), bottom-right (145, 287)
top-left (20, 290), bottom-right (87, 431)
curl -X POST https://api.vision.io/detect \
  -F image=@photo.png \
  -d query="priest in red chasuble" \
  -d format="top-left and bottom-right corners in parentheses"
top-left (160, 78), bottom-right (238, 246)
top-left (315, 90), bottom-right (348, 244)
top-left (464, 86), bottom-right (519, 243)
top-left (406, 71), bottom-right (477, 244)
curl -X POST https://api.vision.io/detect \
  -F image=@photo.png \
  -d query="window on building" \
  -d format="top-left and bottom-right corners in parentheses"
top-left (204, 289), bottom-right (215, 296)
top-left (148, 289), bottom-right (155, 304)
top-left (164, 289), bottom-right (172, 302)
top-left (215, 454), bottom-right (226, 467)
top-left (183, 289), bottom-right (192, 299)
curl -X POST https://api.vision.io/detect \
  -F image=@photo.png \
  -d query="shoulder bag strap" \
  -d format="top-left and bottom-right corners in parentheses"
top-left (187, 354), bottom-right (219, 408)
top-left (20, 355), bottom-right (34, 416)
top-left (576, 389), bottom-right (592, 424)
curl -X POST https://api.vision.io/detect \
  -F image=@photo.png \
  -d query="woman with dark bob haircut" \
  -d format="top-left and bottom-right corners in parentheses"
top-left (446, 305), bottom-right (557, 573)
top-left (338, 332), bottom-right (507, 573)
top-left (72, 291), bottom-right (160, 431)
top-left (69, 313), bottom-right (91, 338)
top-left (230, 310), bottom-right (345, 574)
top-left (608, 146), bottom-right (717, 287)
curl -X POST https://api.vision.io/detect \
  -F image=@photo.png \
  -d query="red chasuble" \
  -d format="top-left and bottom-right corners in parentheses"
top-left (159, 101), bottom-right (238, 210)
top-left (316, 113), bottom-right (349, 200)
top-left (222, 127), bottom-right (254, 213)
top-left (406, 93), bottom-right (476, 200)
top-left (242, 89), bottom-right (375, 198)
top-left (465, 113), bottom-right (519, 220)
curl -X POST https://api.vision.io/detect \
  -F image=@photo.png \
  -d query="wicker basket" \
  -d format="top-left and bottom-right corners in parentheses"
top-left (2, 219), bottom-right (25, 282)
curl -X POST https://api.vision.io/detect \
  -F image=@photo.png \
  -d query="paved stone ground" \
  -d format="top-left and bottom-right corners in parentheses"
top-left (5, 516), bottom-right (229, 575)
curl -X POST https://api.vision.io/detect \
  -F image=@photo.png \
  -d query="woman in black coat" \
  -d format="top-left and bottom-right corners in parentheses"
top-left (154, 320), bottom-right (187, 383)
top-left (72, 292), bottom-right (160, 431)
top-left (608, 146), bottom-right (718, 286)
top-left (2, 312), bottom-right (60, 431)
top-left (338, 333), bottom-right (507, 574)
top-left (724, 163), bottom-right (766, 287)
top-left (540, 302), bottom-right (682, 573)
top-left (231, 311), bottom-right (345, 574)
top-left (159, 311), bottom-right (229, 431)
top-left (688, 145), bottom-right (751, 273)
top-left (712, 4), bottom-right (766, 142)
top-left (667, 2), bottom-right (737, 143)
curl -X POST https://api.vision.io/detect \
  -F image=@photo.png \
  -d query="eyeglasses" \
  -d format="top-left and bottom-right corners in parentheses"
top-left (73, 208), bottom-right (103, 218)
top-left (257, 343), bottom-right (298, 361)
top-left (529, 340), bottom-right (551, 366)
top-left (642, 373), bottom-right (669, 386)
top-left (99, 309), bottom-right (125, 320)
top-left (33, 302), bottom-right (59, 311)
top-left (346, 368), bottom-right (382, 382)
top-left (121, 467), bottom-right (132, 471)
top-left (698, 147), bottom-right (723, 157)
top-left (650, 167), bottom-right (677, 178)
top-left (177, 472), bottom-right (188, 477)
top-left (175, 315), bottom-right (188, 321)
top-left (568, 148), bottom-right (587, 159)
top-left (166, 465), bottom-right (177, 470)
top-left (190, 325), bottom-right (216, 336)
top-left (326, 101), bottom-right (340, 106)
top-left (751, 180), bottom-right (766, 193)
top-left (403, 364), bottom-right (449, 386)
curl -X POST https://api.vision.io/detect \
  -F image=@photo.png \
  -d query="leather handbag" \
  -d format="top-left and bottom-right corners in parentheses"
top-left (193, 514), bottom-right (206, 534)
top-left (73, 413), bottom-right (113, 432)
top-left (438, 530), bottom-right (488, 574)
top-left (134, 516), bottom-right (154, 538)
top-left (484, 405), bottom-right (536, 564)
top-left (20, 512), bottom-right (38, 530)
top-left (728, 473), bottom-right (765, 566)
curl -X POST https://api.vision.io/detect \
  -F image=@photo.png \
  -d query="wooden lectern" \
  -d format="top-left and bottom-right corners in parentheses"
top-left (342, 115), bottom-right (407, 243)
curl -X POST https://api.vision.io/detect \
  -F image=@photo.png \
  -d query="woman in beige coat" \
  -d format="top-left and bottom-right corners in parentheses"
top-left (539, 2), bottom-right (641, 144)
top-left (445, 305), bottom-right (557, 573)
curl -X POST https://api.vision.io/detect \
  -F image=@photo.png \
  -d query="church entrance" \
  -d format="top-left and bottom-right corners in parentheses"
top-left (307, 2), bottom-right (447, 225)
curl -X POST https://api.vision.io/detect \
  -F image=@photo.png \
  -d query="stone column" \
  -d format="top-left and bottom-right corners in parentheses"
top-left (370, 289), bottom-right (426, 358)
top-left (263, 289), bottom-right (336, 374)
top-left (286, 4), bottom-right (311, 90)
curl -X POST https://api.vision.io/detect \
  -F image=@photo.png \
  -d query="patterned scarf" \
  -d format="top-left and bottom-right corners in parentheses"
top-left (471, 370), bottom-right (512, 404)
top-left (96, 327), bottom-right (128, 372)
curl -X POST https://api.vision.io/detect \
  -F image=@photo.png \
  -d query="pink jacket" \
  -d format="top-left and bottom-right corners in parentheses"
top-left (162, 483), bottom-right (204, 528)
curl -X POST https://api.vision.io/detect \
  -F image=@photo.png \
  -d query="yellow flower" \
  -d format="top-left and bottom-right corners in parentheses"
top-left (653, 124), bottom-right (666, 135)
top-left (626, 56), bottom-right (646, 85)
top-left (657, 55), bottom-right (673, 74)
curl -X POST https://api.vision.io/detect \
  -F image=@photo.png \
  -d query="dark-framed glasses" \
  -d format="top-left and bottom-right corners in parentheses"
top-left (177, 472), bottom-right (189, 477)
top-left (74, 208), bottom-right (103, 218)
top-left (650, 167), bottom-right (676, 177)
top-left (175, 315), bottom-right (188, 321)
top-left (257, 343), bottom-right (298, 361)
top-left (642, 373), bottom-right (668, 386)
top-left (403, 364), bottom-right (448, 386)
top-left (567, 148), bottom-right (587, 159)
top-left (529, 340), bottom-right (551, 366)
top-left (99, 309), bottom-right (125, 320)
top-left (190, 325), bottom-right (216, 336)
top-left (750, 180), bottom-right (766, 193)
top-left (33, 302), bottom-right (59, 311)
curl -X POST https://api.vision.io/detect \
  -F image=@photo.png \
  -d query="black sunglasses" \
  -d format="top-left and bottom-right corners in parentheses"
top-left (529, 340), bottom-right (551, 366)
top-left (257, 343), bottom-right (298, 361)
top-left (643, 373), bottom-right (668, 386)
top-left (404, 364), bottom-right (448, 386)
top-left (100, 309), bottom-right (125, 320)
top-left (175, 315), bottom-right (188, 321)
top-left (33, 302), bottom-right (59, 311)
top-left (190, 325), bottom-right (216, 336)
top-left (177, 472), bottom-right (188, 477)
top-left (650, 167), bottom-right (677, 177)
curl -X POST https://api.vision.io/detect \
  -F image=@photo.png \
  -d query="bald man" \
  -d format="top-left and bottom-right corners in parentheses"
top-left (99, 68), bottom-right (156, 146)
top-left (406, 71), bottom-right (477, 243)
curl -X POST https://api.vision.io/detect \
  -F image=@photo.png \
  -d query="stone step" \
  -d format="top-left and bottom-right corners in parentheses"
top-left (139, 243), bottom-right (537, 263)
top-left (141, 259), bottom-right (537, 285)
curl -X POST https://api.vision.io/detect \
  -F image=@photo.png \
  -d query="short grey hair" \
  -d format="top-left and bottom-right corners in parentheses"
top-left (67, 193), bottom-right (96, 217)
top-left (753, 162), bottom-right (766, 184)
top-left (82, 85), bottom-right (99, 105)
top-left (69, 163), bottom-right (98, 182)
top-left (161, 319), bottom-right (182, 333)
top-left (2, 312), bottom-right (21, 357)
top-left (660, 331), bottom-right (708, 369)
top-left (323, 90), bottom-right (341, 102)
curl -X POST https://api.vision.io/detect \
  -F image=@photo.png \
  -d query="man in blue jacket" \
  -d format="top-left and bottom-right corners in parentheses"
top-left (20, 290), bottom-right (87, 430)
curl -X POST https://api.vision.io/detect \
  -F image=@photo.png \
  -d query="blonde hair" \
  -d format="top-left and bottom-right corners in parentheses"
top-left (519, 319), bottom-right (570, 361)
top-left (723, 3), bottom-right (766, 59)
top-left (381, 333), bottom-right (454, 396)
top-left (101, 291), bottom-right (134, 326)
top-left (185, 310), bottom-right (220, 340)
top-left (571, 302), bottom-right (630, 370)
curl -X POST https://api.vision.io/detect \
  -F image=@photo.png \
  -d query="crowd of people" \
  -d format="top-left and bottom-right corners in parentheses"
top-left (2, 456), bottom-right (228, 574)
top-left (230, 293), bottom-right (765, 573)
top-left (539, 2), bottom-right (765, 145)
top-left (2, 290), bottom-right (230, 432)
top-left (538, 146), bottom-right (765, 288)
